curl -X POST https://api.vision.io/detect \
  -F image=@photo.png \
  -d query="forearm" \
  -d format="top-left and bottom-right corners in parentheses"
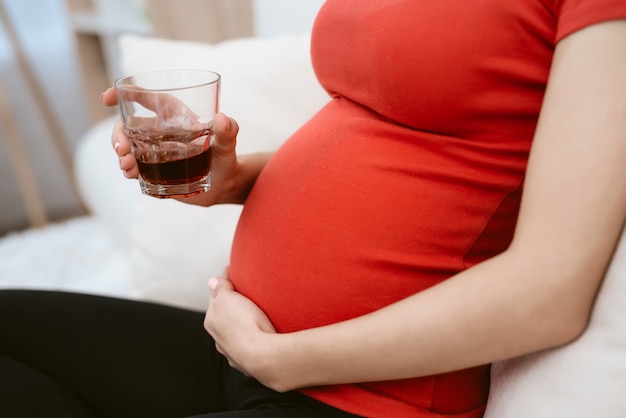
top-left (177, 151), bottom-right (273, 206)
top-left (260, 249), bottom-right (594, 392)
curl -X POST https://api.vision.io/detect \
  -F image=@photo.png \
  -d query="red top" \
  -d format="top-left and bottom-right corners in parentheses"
top-left (230, 1), bottom-right (626, 416)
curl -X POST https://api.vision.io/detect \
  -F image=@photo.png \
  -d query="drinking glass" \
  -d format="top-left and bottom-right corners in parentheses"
top-left (115, 69), bottom-right (221, 198)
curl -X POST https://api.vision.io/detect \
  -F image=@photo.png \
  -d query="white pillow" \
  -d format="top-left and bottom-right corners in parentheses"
top-left (118, 34), bottom-right (330, 310)
top-left (484, 226), bottom-right (626, 417)
top-left (129, 198), bottom-right (242, 310)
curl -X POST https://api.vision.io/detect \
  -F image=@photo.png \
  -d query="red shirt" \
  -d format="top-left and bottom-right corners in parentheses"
top-left (230, 1), bottom-right (626, 416)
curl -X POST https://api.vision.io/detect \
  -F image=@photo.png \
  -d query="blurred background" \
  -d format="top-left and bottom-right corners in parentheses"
top-left (0, 0), bottom-right (324, 237)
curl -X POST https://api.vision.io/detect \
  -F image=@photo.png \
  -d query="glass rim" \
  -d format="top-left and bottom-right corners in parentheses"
top-left (113, 69), bottom-right (221, 93)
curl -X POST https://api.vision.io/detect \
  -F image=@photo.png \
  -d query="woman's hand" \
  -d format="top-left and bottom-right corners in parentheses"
top-left (101, 87), bottom-right (245, 206)
top-left (204, 269), bottom-right (279, 385)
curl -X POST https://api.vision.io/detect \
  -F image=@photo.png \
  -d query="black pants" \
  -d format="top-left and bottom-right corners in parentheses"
top-left (0, 290), bottom-right (361, 418)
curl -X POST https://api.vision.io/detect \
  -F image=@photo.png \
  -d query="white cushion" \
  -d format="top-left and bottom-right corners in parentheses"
top-left (484, 226), bottom-right (626, 418)
top-left (117, 34), bottom-right (329, 310)
top-left (129, 198), bottom-right (242, 311)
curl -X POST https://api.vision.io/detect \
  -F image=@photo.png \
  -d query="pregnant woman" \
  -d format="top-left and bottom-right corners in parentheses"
top-left (2, 1), bottom-right (626, 417)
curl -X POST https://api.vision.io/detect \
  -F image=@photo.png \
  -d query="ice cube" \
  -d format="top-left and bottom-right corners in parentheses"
top-left (160, 115), bottom-right (195, 130)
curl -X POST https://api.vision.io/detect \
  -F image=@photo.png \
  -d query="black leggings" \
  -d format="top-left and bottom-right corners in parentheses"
top-left (0, 290), bottom-right (361, 418)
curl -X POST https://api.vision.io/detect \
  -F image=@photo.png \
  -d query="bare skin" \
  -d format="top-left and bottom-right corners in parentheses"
top-left (105, 19), bottom-right (626, 393)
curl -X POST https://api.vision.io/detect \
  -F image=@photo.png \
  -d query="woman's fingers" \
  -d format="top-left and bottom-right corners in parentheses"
top-left (111, 120), bottom-right (129, 153)
top-left (101, 87), bottom-right (118, 106)
top-left (104, 85), bottom-right (157, 109)
top-left (103, 86), bottom-right (188, 122)
top-left (105, 90), bottom-right (236, 184)
top-left (104, 88), bottom-right (140, 179)
top-left (110, 120), bottom-right (139, 179)
top-left (119, 154), bottom-right (138, 178)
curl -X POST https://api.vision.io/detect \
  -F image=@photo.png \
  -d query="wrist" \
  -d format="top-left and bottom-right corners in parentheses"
top-left (230, 152), bottom-right (273, 204)
top-left (215, 151), bottom-right (272, 205)
top-left (226, 155), bottom-right (258, 204)
top-left (247, 332), bottom-right (297, 393)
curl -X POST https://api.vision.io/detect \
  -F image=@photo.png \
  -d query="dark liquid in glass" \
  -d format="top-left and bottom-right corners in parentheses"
top-left (128, 128), bottom-right (212, 185)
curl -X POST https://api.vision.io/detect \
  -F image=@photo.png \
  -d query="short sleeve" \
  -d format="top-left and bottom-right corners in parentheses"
top-left (555, 0), bottom-right (626, 43)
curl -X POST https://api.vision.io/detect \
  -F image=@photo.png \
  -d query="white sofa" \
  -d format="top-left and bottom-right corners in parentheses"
top-left (1, 33), bottom-right (624, 417)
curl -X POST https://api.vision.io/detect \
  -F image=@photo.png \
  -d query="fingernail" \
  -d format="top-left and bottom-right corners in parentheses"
top-left (208, 277), bottom-right (219, 290)
top-left (114, 142), bottom-right (120, 151)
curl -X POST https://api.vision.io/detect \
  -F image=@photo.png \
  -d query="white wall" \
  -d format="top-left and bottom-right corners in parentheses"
top-left (252, 0), bottom-right (325, 38)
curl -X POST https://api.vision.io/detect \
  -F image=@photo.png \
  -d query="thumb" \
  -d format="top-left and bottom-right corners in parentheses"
top-left (212, 112), bottom-right (238, 157)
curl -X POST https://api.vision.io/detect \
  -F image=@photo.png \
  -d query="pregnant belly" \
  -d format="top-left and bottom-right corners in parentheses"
top-left (229, 98), bottom-right (520, 333)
